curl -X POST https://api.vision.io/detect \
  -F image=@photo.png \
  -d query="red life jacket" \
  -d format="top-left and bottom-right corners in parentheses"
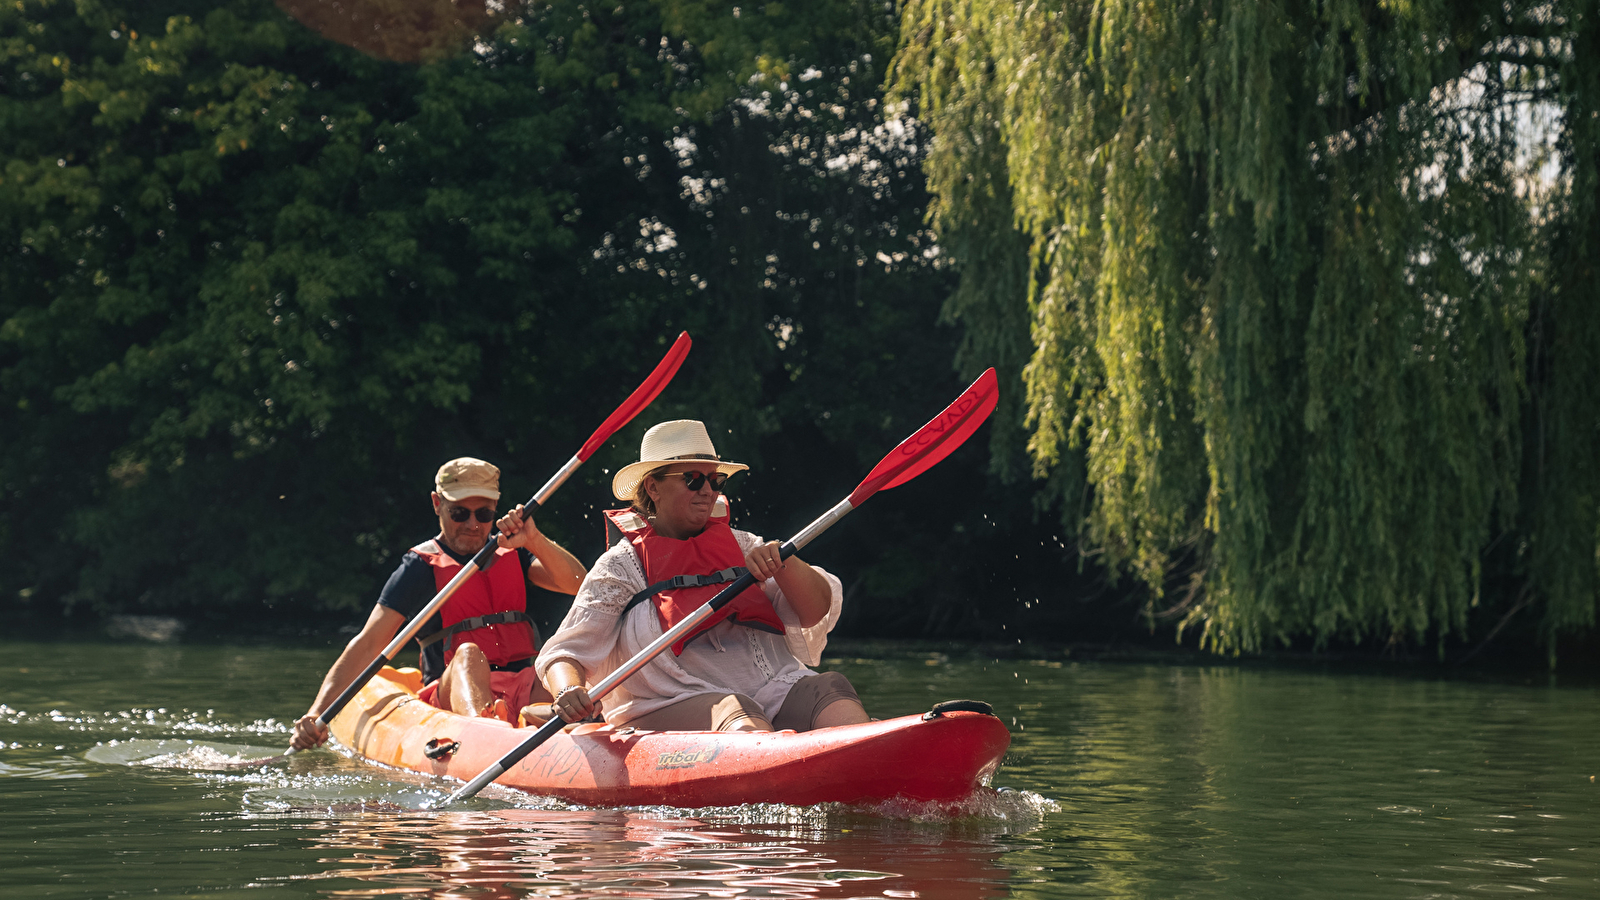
top-left (604, 498), bottom-right (786, 655)
top-left (410, 538), bottom-right (539, 670)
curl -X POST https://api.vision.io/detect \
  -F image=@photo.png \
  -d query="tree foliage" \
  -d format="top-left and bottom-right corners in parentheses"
top-left (893, 0), bottom-right (1600, 653)
top-left (3, 0), bottom-right (1042, 635)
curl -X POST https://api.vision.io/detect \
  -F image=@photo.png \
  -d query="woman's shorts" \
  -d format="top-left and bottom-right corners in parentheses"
top-left (621, 671), bottom-right (862, 733)
top-left (624, 691), bottom-right (768, 732)
top-left (772, 671), bottom-right (860, 732)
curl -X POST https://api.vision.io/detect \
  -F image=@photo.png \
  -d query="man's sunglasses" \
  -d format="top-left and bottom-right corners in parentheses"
top-left (656, 471), bottom-right (729, 492)
top-left (445, 506), bottom-right (497, 523)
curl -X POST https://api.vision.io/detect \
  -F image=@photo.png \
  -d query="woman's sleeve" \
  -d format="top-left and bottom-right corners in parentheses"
top-left (534, 544), bottom-right (644, 681)
top-left (733, 529), bottom-right (843, 667)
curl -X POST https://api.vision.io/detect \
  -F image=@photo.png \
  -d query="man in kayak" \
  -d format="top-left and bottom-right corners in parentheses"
top-left (290, 457), bottom-right (587, 750)
top-left (536, 420), bottom-right (870, 732)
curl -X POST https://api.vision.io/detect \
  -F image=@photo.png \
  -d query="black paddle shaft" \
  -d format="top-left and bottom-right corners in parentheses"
top-left (282, 333), bottom-right (693, 762)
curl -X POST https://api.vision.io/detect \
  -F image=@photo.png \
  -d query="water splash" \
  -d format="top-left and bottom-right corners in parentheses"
top-left (861, 786), bottom-right (1061, 823)
top-left (481, 786), bottom-right (1060, 828)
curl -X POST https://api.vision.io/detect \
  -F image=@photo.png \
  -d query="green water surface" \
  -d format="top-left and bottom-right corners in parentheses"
top-left (1, 640), bottom-right (1596, 898)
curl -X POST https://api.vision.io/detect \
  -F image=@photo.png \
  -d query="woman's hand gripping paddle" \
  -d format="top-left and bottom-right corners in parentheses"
top-left (254, 332), bottom-right (693, 766)
top-left (438, 367), bottom-right (999, 805)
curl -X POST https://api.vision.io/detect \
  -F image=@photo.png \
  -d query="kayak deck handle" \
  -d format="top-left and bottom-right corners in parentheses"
top-left (423, 738), bottom-right (461, 760)
top-left (923, 699), bottom-right (995, 720)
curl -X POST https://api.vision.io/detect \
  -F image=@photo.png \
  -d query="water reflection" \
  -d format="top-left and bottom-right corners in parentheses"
top-left (283, 807), bottom-right (1017, 899)
top-left (16, 641), bottom-right (1600, 899)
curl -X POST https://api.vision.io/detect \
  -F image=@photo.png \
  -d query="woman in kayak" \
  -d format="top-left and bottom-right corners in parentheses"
top-left (535, 419), bottom-right (870, 732)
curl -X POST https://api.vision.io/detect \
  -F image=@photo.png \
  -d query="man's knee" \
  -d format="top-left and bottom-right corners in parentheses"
top-left (446, 643), bottom-right (490, 675)
top-left (439, 644), bottom-right (491, 701)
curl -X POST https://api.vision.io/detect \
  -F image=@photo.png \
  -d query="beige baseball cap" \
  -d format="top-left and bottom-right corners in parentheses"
top-left (434, 457), bottom-right (501, 502)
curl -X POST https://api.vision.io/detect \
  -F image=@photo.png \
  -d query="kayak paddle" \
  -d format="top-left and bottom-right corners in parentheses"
top-left (263, 331), bottom-right (693, 764)
top-left (437, 366), bottom-right (999, 805)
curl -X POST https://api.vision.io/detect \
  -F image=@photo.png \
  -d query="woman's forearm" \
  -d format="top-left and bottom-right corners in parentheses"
top-left (542, 658), bottom-right (588, 693)
top-left (773, 557), bottom-right (832, 628)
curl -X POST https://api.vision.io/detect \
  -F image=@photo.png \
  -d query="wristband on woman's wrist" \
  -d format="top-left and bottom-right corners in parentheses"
top-left (553, 684), bottom-right (584, 703)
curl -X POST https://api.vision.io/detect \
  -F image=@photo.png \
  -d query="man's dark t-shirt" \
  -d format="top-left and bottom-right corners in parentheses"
top-left (377, 539), bottom-right (534, 684)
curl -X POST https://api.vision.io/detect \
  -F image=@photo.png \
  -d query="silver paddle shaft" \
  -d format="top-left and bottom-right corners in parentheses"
top-left (576, 497), bottom-right (854, 704)
top-left (529, 454), bottom-right (582, 507)
top-left (441, 497), bottom-right (856, 804)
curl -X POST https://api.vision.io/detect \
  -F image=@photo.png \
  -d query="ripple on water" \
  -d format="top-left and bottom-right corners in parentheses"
top-left (0, 758), bottom-right (90, 780)
top-left (6, 702), bottom-right (291, 743)
top-left (248, 803), bottom-right (1024, 899)
top-left (85, 738), bottom-right (288, 769)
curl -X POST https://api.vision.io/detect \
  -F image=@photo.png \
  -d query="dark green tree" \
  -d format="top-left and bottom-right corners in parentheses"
top-left (3, 0), bottom-right (1022, 636)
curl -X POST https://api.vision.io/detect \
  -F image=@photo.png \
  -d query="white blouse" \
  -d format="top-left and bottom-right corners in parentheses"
top-left (535, 528), bottom-right (844, 725)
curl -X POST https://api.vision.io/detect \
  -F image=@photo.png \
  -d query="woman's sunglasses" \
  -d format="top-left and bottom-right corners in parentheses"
top-left (445, 506), bottom-right (497, 523)
top-left (656, 471), bottom-right (729, 492)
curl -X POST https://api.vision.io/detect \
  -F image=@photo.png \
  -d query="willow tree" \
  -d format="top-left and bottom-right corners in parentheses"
top-left (893, 0), bottom-right (1600, 654)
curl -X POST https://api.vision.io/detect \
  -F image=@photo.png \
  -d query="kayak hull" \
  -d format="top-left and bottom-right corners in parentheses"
top-left (329, 668), bottom-right (1011, 807)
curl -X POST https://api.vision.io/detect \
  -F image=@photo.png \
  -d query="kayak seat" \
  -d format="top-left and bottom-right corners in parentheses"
top-left (378, 666), bottom-right (426, 694)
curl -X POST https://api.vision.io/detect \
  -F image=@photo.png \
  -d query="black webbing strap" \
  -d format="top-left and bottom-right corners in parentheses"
top-left (417, 610), bottom-right (536, 649)
top-left (620, 567), bottom-right (750, 619)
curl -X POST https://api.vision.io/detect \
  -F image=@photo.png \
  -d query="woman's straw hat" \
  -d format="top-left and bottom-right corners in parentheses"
top-left (612, 420), bottom-right (748, 500)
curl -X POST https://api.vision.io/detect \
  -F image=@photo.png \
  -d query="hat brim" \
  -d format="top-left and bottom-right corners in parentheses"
top-left (612, 459), bottom-right (748, 501)
top-left (436, 486), bottom-right (501, 502)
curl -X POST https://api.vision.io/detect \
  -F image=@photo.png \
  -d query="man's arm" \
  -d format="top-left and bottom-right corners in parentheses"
top-left (290, 604), bottom-right (405, 750)
top-left (496, 504), bottom-right (586, 594)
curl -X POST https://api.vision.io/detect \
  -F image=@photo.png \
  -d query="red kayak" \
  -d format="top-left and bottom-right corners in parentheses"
top-left (330, 667), bottom-right (1011, 807)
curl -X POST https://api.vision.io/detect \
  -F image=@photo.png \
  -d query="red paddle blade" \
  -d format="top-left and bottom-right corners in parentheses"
top-left (578, 332), bottom-right (692, 461)
top-left (848, 368), bottom-right (999, 507)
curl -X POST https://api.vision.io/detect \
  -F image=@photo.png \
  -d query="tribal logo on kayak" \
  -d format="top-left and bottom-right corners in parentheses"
top-left (655, 742), bottom-right (723, 770)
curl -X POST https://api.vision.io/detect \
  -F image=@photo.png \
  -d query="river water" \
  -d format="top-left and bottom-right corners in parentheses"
top-left (2, 640), bottom-right (1596, 898)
